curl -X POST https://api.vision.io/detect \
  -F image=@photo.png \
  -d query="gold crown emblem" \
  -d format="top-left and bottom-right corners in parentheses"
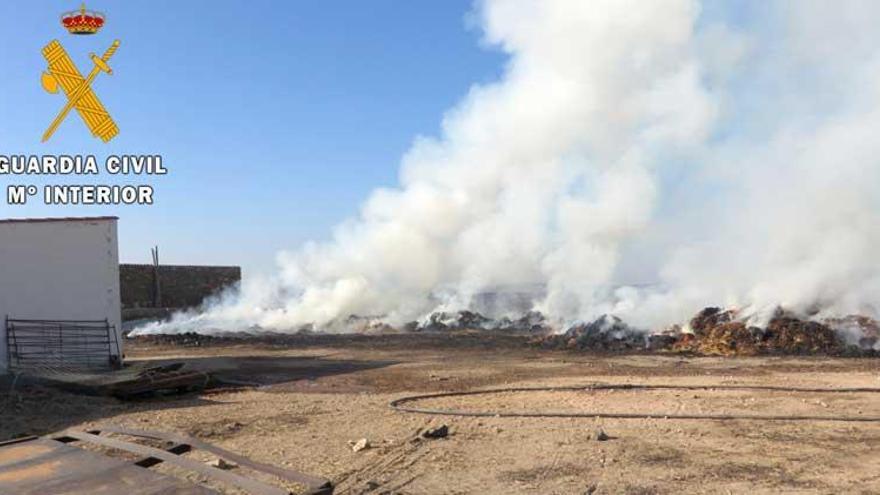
top-left (61, 3), bottom-right (105, 35)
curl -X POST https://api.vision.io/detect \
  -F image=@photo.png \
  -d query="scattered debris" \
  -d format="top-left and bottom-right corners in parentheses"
top-left (422, 425), bottom-right (449, 439)
top-left (110, 366), bottom-right (211, 398)
top-left (206, 457), bottom-right (237, 470)
top-left (138, 362), bottom-right (185, 374)
top-left (350, 438), bottom-right (370, 452)
top-left (189, 420), bottom-right (244, 439)
top-left (429, 373), bottom-right (450, 382)
top-left (593, 429), bottom-right (610, 442)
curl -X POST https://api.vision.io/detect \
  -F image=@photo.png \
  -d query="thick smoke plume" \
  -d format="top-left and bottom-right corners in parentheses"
top-left (136, 0), bottom-right (880, 335)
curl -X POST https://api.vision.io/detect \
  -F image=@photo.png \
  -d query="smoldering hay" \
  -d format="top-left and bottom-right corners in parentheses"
top-left (134, 0), bottom-right (880, 336)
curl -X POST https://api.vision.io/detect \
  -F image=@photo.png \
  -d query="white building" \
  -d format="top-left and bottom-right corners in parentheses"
top-left (0, 217), bottom-right (122, 372)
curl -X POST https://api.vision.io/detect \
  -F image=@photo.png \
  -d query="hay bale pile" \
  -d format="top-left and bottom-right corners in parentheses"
top-left (762, 316), bottom-right (840, 354)
top-left (672, 308), bottom-right (843, 356)
top-left (536, 315), bottom-right (646, 351)
top-left (414, 310), bottom-right (551, 334)
top-left (532, 307), bottom-right (855, 356)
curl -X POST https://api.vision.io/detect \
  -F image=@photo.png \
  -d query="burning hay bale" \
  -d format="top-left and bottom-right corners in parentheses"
top-left (761, 316), bottom-right (841, 354)
top-left (537, 315), bottom-right (647, 351)
top-left (493, 311), bottom-right (552, 334)
top-left (646, 329), bottom-right (679, 351)
top-left (826, 315), bottom-right (880, 350)
top-left (688, 307), bottom-right (737, 337)
top-left (343, 315), bottom-right (397, 334)
top-left (415, 310), bottom-right (493, 332)
top-left (413, 310), bottom-right (552, 334)
top-left (674, 308), bottom-right (843, 356)
top-left (533, 307), bottom-right (855, 356)
top-left (674, 321), bottom-right (761, 355)
top-left (133, 331), bottom-right (222, 347)
top-left (131, 305), bottom-right (871, 357)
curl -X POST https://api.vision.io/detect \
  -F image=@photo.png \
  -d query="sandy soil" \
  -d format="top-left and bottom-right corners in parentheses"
top-left (3, 333), bottom-right (880, 494)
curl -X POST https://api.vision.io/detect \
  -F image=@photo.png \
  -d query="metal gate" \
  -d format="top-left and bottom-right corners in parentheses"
top-left (5, 318), bottom-right (119, 371)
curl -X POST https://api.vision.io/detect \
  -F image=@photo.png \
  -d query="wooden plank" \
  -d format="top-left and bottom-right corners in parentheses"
top-left (64, 431), bottom-right (290, 495)
top-left (0, 437), bottom-right (215, 495)
top-left (100, 426), bottom-right (333, 492)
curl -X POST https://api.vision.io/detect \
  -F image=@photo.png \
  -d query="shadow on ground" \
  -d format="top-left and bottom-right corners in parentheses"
top-left (0, 354), bottom-right (396, 441)
top-left (134, 354), bottom-right (398, 386)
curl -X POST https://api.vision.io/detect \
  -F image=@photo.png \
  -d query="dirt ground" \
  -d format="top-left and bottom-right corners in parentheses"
top-left (3, 332), bottom-right (880, 494)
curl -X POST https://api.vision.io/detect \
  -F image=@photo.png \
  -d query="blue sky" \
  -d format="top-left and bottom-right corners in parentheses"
top-left (0, 1), bottom-right (504, 275)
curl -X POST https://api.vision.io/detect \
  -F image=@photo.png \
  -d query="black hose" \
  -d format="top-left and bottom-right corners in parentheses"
top-left (390, 383), bottom-right (880, 422)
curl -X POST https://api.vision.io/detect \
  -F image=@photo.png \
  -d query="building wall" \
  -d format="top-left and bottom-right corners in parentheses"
top-left (119, 264), bottom-right (241, 310)
top-left (0, 218), bottom-right (122, 371)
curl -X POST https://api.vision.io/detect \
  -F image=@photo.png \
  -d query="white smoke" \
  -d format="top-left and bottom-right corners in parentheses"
top-left (135, 0), bottom-right (880, 335)
top-left (625, 0), bottom-right (880, 327)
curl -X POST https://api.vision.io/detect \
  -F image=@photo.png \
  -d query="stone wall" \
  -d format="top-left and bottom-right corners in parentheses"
top-left (119, 264), bottom-right (241, 310)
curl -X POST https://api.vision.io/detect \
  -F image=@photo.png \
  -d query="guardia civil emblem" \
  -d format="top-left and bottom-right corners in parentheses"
top-left (41, 4), bottom-right (120, 143)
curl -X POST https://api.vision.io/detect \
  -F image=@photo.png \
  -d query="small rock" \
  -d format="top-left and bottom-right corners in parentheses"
top-left (351, 438), bottom-right (370, 452)
top-left (594, 429), bottom-right (610, 441)
top-left (206, 458), bottom-right (236, 470)
top-left (422, 424), bottom-right (449, 439)
top-left (585, 483), bottom-right (598, 494)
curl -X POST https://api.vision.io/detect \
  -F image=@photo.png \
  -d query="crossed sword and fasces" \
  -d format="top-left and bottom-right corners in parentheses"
top-left (41, 39), bottom-right (120, 142)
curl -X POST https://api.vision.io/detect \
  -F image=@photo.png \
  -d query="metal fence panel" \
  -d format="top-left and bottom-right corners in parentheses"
top-left (6, 318), bottom-right (118, 371)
